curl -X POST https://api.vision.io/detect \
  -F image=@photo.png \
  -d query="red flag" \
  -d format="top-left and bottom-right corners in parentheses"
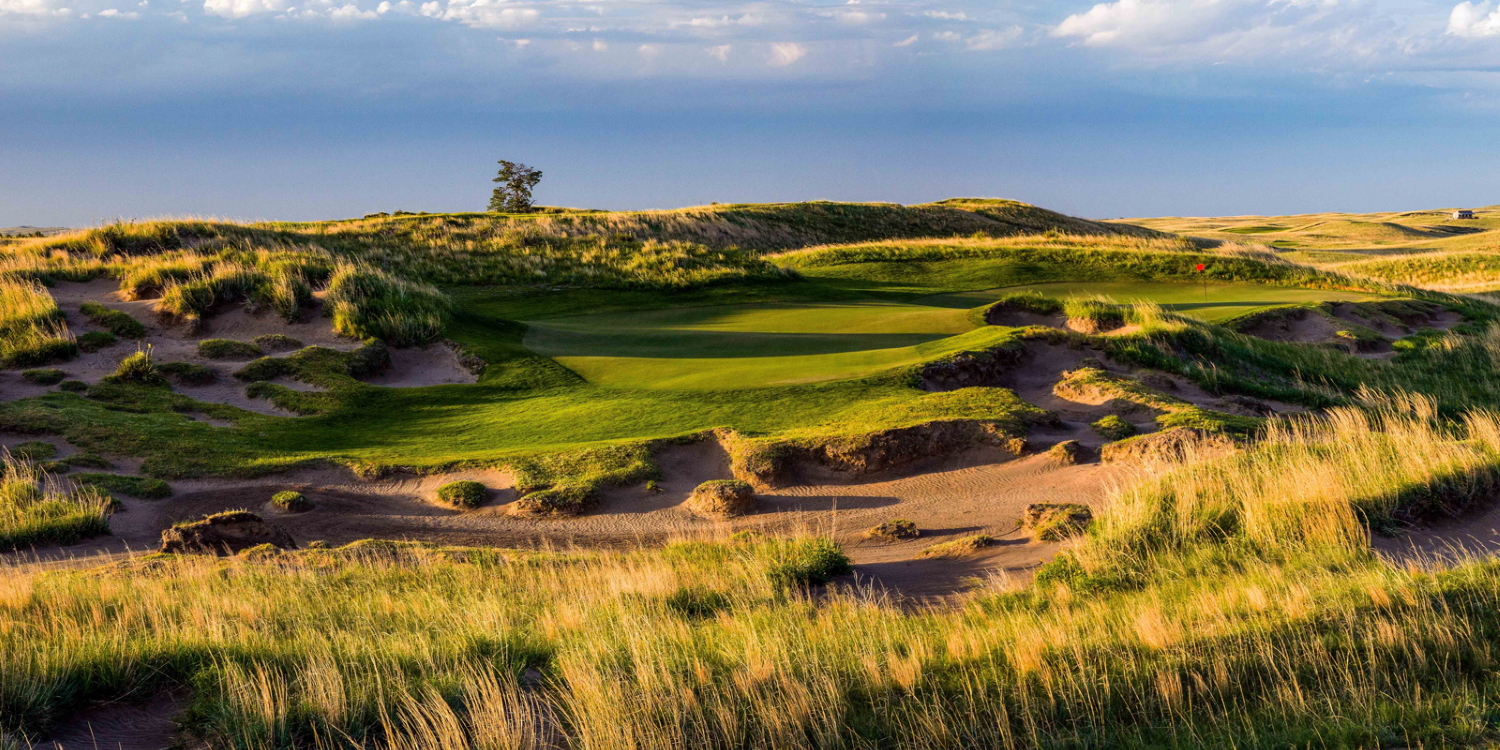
top-left (1194, 263), bottom-right (1206, 271)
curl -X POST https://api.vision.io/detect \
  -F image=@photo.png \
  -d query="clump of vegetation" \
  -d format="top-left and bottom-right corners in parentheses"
top-left (324, 264), bottom-right (451, 346)
top-left (510, 485), bottom-right (595, 516)
top-left (1023, 503), bottom-right (1094, 541)
top-left (0, 278), bottom-right (75, 369)
top-left (1091, 414), bottom-right (1137, 440)
top-left (75, 330), bottom-right (117, 352)
top-left (271, 490), bottom-right (313, 512)
top-left (435, 480), bottom-right (487, 509)
top-left (10, 441), bottom-right (57, 461)
top-left (79, 301), bottom-right (145, 338)
top-left (686, 479), bottom-right (756, 516)
top-left (764, 536), bottom-right (852, 586)
top-left (74, 473), bottom-right (171, 499)
top-left (252, 333), bottom-right (302, 351)
top-left (101, 346), bottom-right (165, 386)
top-left (865, 518), bottom-right (919, 541)
top-left (1046, 439), bottom-right (1088, 465)
top-left (157, 361), bottom-right (216, 385)
top-left (0, 450), bottom-right (112, 551)
top-left (57, 379), bottom-right (88, 392)
top-left (918, 533), bottom-right (996, 558)
top-left (20, 368), bottom-right (64, 385)
top-left (198, 338), bottom-right (263, 360)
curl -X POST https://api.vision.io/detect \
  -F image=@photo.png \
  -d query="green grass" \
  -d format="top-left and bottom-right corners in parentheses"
top-left (0, 452), bottom-right (111, 551)
top-left (938, 280), bottom-right (1379, 323)
top-left (73, 472), bottom-right (172, 499)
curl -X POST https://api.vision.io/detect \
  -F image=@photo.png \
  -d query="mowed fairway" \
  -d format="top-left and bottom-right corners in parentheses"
top-left (524, 282), bottom-right (1385, 388)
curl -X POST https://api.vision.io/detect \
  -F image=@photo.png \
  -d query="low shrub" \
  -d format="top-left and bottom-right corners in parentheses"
top-left (918, 534), bottom-right (996, 558)
top-left (436, 480), bottom-right (488, 509)
top-left (271, 490), bottom-right (313, 512)
top-left (347, 338), bottom-right (392, 378)
top-left (75, 330), bottom-right (117, 352)
top-left (1064, 298), bottom-right (1128, 333)
top-left (57, 380), bottom-right (88, 393)
top-left (0, 454), bottom-right (112, 551)
top-left (324, 264), bottom-right (451, 346)
top-left (11, 441), bottom-right (57, 461)
top-left (510, 485), bottom-right (595, 516)
top-left (158, 361), bottom-right (216, 385)
top-left (1091, 415), bottom-right (1137, 441)
top-left (74, 473), bottom-right (172, 499)
top-left (765, 536), bottom-right (852, 586)
top-left (79, 302), bottom-right (145, 338)
top-left (252, 333), bottom-right (303, 351)
top-left (865, 519), bottom-right (919, 541)
top-left (21, 368), bottom-right (65, 385)
top-left (198, 339), bottom-right (264, 360)
top-left (1046, 439), bottom-right (1089, 465)
top-left (663, 585), bottom-right (731, 618)
top-left (39, 453), bottom-right (113, 473)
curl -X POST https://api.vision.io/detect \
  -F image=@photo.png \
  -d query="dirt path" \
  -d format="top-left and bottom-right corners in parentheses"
top-left (35, 692), bottom-right (188, 750)
top-left (1373, 506), bottom-right (1500, 564)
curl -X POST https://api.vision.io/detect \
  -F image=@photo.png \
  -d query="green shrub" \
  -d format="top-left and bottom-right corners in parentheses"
top-left (1091, 415), bottom-right (1137, 441)
top-left (511, 485), bottom-right (595, 516)
top-left (0, 453), bottom-right (112, 551)
top-left (765, 537), bottom-right (852, 586)
top-left (20, 368), bottom-right (65, 385)
top-left (79, 302), bottom-right (145, 338)
top-left (198, 339), bottom-right (264, 360)
top-left (76, 330), bottom-right (117, 352)
top-left (1064, 298), bottom-right (1128, 333)
top-left (74, 473), bottom-right (171, 499)
top-left (57, 380), bottom-right (88, 393)
top-left (435, 480), bottom-right (488, 509)
top-left (252, 333), bottom-right (303, 351)
top-left (0, 337), bottom-right (77, 369)
top-left (10, 441), bottom-right (57, 461)
top-left (102, 347), bottom-right (165, 387)
top-left (1023, 503), bottom-right (1094, 541)
top-left (157, 361), bottom-right (216, 385)
top-left (271, 490), bottom-right (313, 512)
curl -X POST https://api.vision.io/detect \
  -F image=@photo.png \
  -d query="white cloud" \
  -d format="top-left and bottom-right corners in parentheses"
top-left (203, 0), bottom-right (286, 18)
top-left (831, 9), bottom-right (882, 24)
top-left (768, 41), bottom-right (805, 66)
top-left (893, 33), bottom-right (918, 46)
top-left (592, 38), bottom-right (606, 50)
top-left (923, 10), bottom-right (966, 20)
top-left (967, 26), bottom-right (1021, 50)
top-left (97, 7), bottom-right (140, 16)
top-left (433, 0), bottom-right (538, 29)
top-left (638, 42), bottom-right (660, 57)
top-left (1450, 1), bottom-right (1500, 37)
top-left (706, 43), bottom-right (730, 60)
top-left (0, 0), bottom-right (74, 14)
top-left (326, 3), bottom-right (375, 19)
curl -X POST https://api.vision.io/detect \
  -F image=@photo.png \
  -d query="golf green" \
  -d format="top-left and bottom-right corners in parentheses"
top-left (525, 282), bottom-right (1385, 389)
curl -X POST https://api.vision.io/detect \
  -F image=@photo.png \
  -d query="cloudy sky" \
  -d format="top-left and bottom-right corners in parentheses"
top-left (3, 0), bottom-right (1500, 224)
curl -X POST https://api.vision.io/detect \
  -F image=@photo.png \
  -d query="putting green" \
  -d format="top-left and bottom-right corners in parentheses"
top-left (525, 282), bottom-right (1385, 389)
top-left (922, 281), bottom-right (1380, 322)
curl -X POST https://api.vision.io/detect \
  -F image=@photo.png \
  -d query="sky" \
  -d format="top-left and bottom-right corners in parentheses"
top-left (3, 0), bottom-right (1500, 225)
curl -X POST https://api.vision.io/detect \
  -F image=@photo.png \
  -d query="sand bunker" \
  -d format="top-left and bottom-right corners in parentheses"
top-left (2, 280), bottom-right (477, 415)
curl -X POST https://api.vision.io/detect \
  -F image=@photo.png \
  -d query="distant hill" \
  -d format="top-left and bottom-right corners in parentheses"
top-left (0, 226), bottom-right (70, 237)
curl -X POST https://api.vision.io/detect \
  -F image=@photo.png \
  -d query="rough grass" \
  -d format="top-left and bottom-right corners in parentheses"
top-left (0, 450), bottom-right (111, 551)
top-left (78, 301), bottom-right (144, 338)
top-left (0, 278), bottom-right (75, 369)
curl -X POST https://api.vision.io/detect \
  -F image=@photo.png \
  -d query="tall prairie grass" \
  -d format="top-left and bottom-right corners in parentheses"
top-left (0, 449), bottom-right (111, 551)
top-left (0, 278), bottom-right (75, 368)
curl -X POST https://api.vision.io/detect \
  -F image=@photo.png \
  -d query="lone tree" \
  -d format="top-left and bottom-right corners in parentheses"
top-left (488, 160), bottom-right (543, 213)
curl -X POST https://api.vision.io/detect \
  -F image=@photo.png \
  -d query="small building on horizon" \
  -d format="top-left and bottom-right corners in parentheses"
top-left (1454, 209), bottom-right (1477, 219)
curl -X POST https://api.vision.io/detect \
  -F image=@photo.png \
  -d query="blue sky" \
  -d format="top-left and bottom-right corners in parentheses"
top-left (3, 0), bottom-right (1500, 225)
